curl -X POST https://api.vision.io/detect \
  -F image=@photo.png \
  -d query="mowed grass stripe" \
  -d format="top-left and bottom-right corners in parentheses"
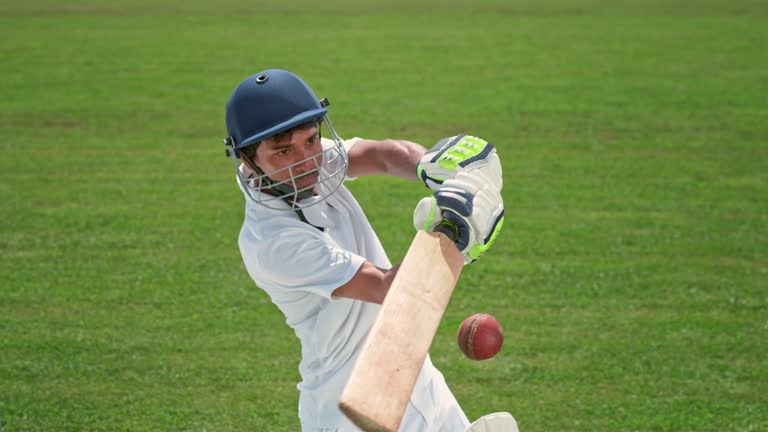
top-left (2, 3), bottom-right (766, 431)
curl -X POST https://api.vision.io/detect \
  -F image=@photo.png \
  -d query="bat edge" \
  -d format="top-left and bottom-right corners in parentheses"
top-left (338, 399), bottom-right (395, 432)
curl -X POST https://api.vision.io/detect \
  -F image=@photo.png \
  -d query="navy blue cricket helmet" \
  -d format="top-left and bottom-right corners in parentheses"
top-left (223, 69), bottom-right (348, 210)
top-left (225, 69), bottom-right (328, 156)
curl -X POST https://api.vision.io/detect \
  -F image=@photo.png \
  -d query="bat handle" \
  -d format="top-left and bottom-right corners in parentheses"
top-left (434, 222), bottom-right (458, 241)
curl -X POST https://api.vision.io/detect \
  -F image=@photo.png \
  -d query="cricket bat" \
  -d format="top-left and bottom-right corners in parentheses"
top-left (339, 229), bottom-right (464, 432)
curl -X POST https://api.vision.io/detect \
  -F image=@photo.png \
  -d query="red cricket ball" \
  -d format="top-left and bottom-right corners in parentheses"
top-left (456, 313), bottom-right (504, 360)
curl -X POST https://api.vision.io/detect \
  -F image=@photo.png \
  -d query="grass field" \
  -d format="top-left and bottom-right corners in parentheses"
top-left (1, 1), bottom-right (767, 431)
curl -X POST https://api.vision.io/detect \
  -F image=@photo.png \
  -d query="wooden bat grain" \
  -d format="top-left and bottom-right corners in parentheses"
top-left (339, 230), bottom-right (464, 432)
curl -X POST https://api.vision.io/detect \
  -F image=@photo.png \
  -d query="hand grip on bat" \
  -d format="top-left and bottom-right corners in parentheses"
top-left (434, 222), bottom-right (458, 241)
top-left (413, 171), bottom-right (505, 264)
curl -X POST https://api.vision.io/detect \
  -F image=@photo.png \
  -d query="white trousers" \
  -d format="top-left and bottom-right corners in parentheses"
top-left (309, 363), bottom-right (469, 432)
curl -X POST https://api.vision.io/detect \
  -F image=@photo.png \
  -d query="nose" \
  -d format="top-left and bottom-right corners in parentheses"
top-left (294, 148), bottom-right (321, 171)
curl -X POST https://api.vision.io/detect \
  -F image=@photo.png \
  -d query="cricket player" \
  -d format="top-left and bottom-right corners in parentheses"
top-left (223, 69), bottom-right (511, 431)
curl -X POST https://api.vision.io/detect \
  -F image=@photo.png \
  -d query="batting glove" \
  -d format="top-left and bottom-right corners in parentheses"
top-left (413, 171), bottom-right (505, 264)
top-left (416, 134), bottom-right (503, 192)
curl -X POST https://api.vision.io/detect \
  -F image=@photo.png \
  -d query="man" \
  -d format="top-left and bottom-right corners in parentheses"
top-left (223, 69), bottom-right (506, 431)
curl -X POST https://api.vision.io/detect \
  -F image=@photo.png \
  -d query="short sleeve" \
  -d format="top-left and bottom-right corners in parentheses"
top-left (343, 137), bottom-right (362, 152)
top-left (239, 226), bottom-right (366, 299)
top-left (321, 136), bottom-right (362, 181)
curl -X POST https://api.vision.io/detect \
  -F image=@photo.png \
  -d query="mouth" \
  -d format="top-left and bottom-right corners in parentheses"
top-left (294, 171), bottom-right (319, 190)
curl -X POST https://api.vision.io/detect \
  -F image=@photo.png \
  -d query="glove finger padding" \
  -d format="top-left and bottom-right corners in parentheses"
top-left (417, 134), bottom-right (503, 192)
top-left (413, 170), bottom-right (487, 233)
top-left (434, 187), bottom-right (474, 251)
top-left (464, 187), bottom-right (505, 262)
top-left (431, 171), bottom-right (505, 264)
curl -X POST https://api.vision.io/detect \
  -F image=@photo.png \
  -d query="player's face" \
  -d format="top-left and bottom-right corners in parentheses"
top-left (252, 126), bottom-right (323, 190)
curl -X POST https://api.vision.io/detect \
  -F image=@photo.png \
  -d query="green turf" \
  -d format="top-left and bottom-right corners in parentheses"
top-left (1, 1), bottom-right (766, 431)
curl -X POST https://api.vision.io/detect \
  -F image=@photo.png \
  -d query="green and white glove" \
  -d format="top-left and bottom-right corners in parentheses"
top-left (413, 171), bottom-right (505, 264)
top-left (417, 134), bottom-right (503, 192)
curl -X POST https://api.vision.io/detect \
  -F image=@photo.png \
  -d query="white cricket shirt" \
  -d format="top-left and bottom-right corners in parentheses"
top-left (238, 138), bottom-right (439, 428)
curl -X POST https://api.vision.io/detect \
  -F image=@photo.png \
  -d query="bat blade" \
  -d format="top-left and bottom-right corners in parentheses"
top-left (339, 230), bottom-right (464, 432)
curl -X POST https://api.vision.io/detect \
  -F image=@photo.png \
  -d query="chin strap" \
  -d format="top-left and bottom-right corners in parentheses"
top-left (293, 206), bottom-right (325, 232)
top-left (239, 157), bottom-right (324, 232)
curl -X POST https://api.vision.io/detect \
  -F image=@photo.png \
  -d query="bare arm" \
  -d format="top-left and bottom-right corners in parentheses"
top-left (331, 261), bottom-right (402, 304)
top-left (346, 139), bottom-right (427, 180)
top-left (333, 139), bottom-right (425, 303)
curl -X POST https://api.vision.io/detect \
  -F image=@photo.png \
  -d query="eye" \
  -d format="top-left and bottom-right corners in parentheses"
top-left (275, 149), bottom-right (291, 157)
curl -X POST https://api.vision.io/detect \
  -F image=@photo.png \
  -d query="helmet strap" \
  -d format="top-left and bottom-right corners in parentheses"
top-left (294, 207), bottom-right (324, 232)
top-left (243, 157), bottom-right (324, 231)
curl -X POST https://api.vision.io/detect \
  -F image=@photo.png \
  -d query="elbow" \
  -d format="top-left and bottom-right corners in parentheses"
top-left (331, 262), bottom-right (394, 304)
